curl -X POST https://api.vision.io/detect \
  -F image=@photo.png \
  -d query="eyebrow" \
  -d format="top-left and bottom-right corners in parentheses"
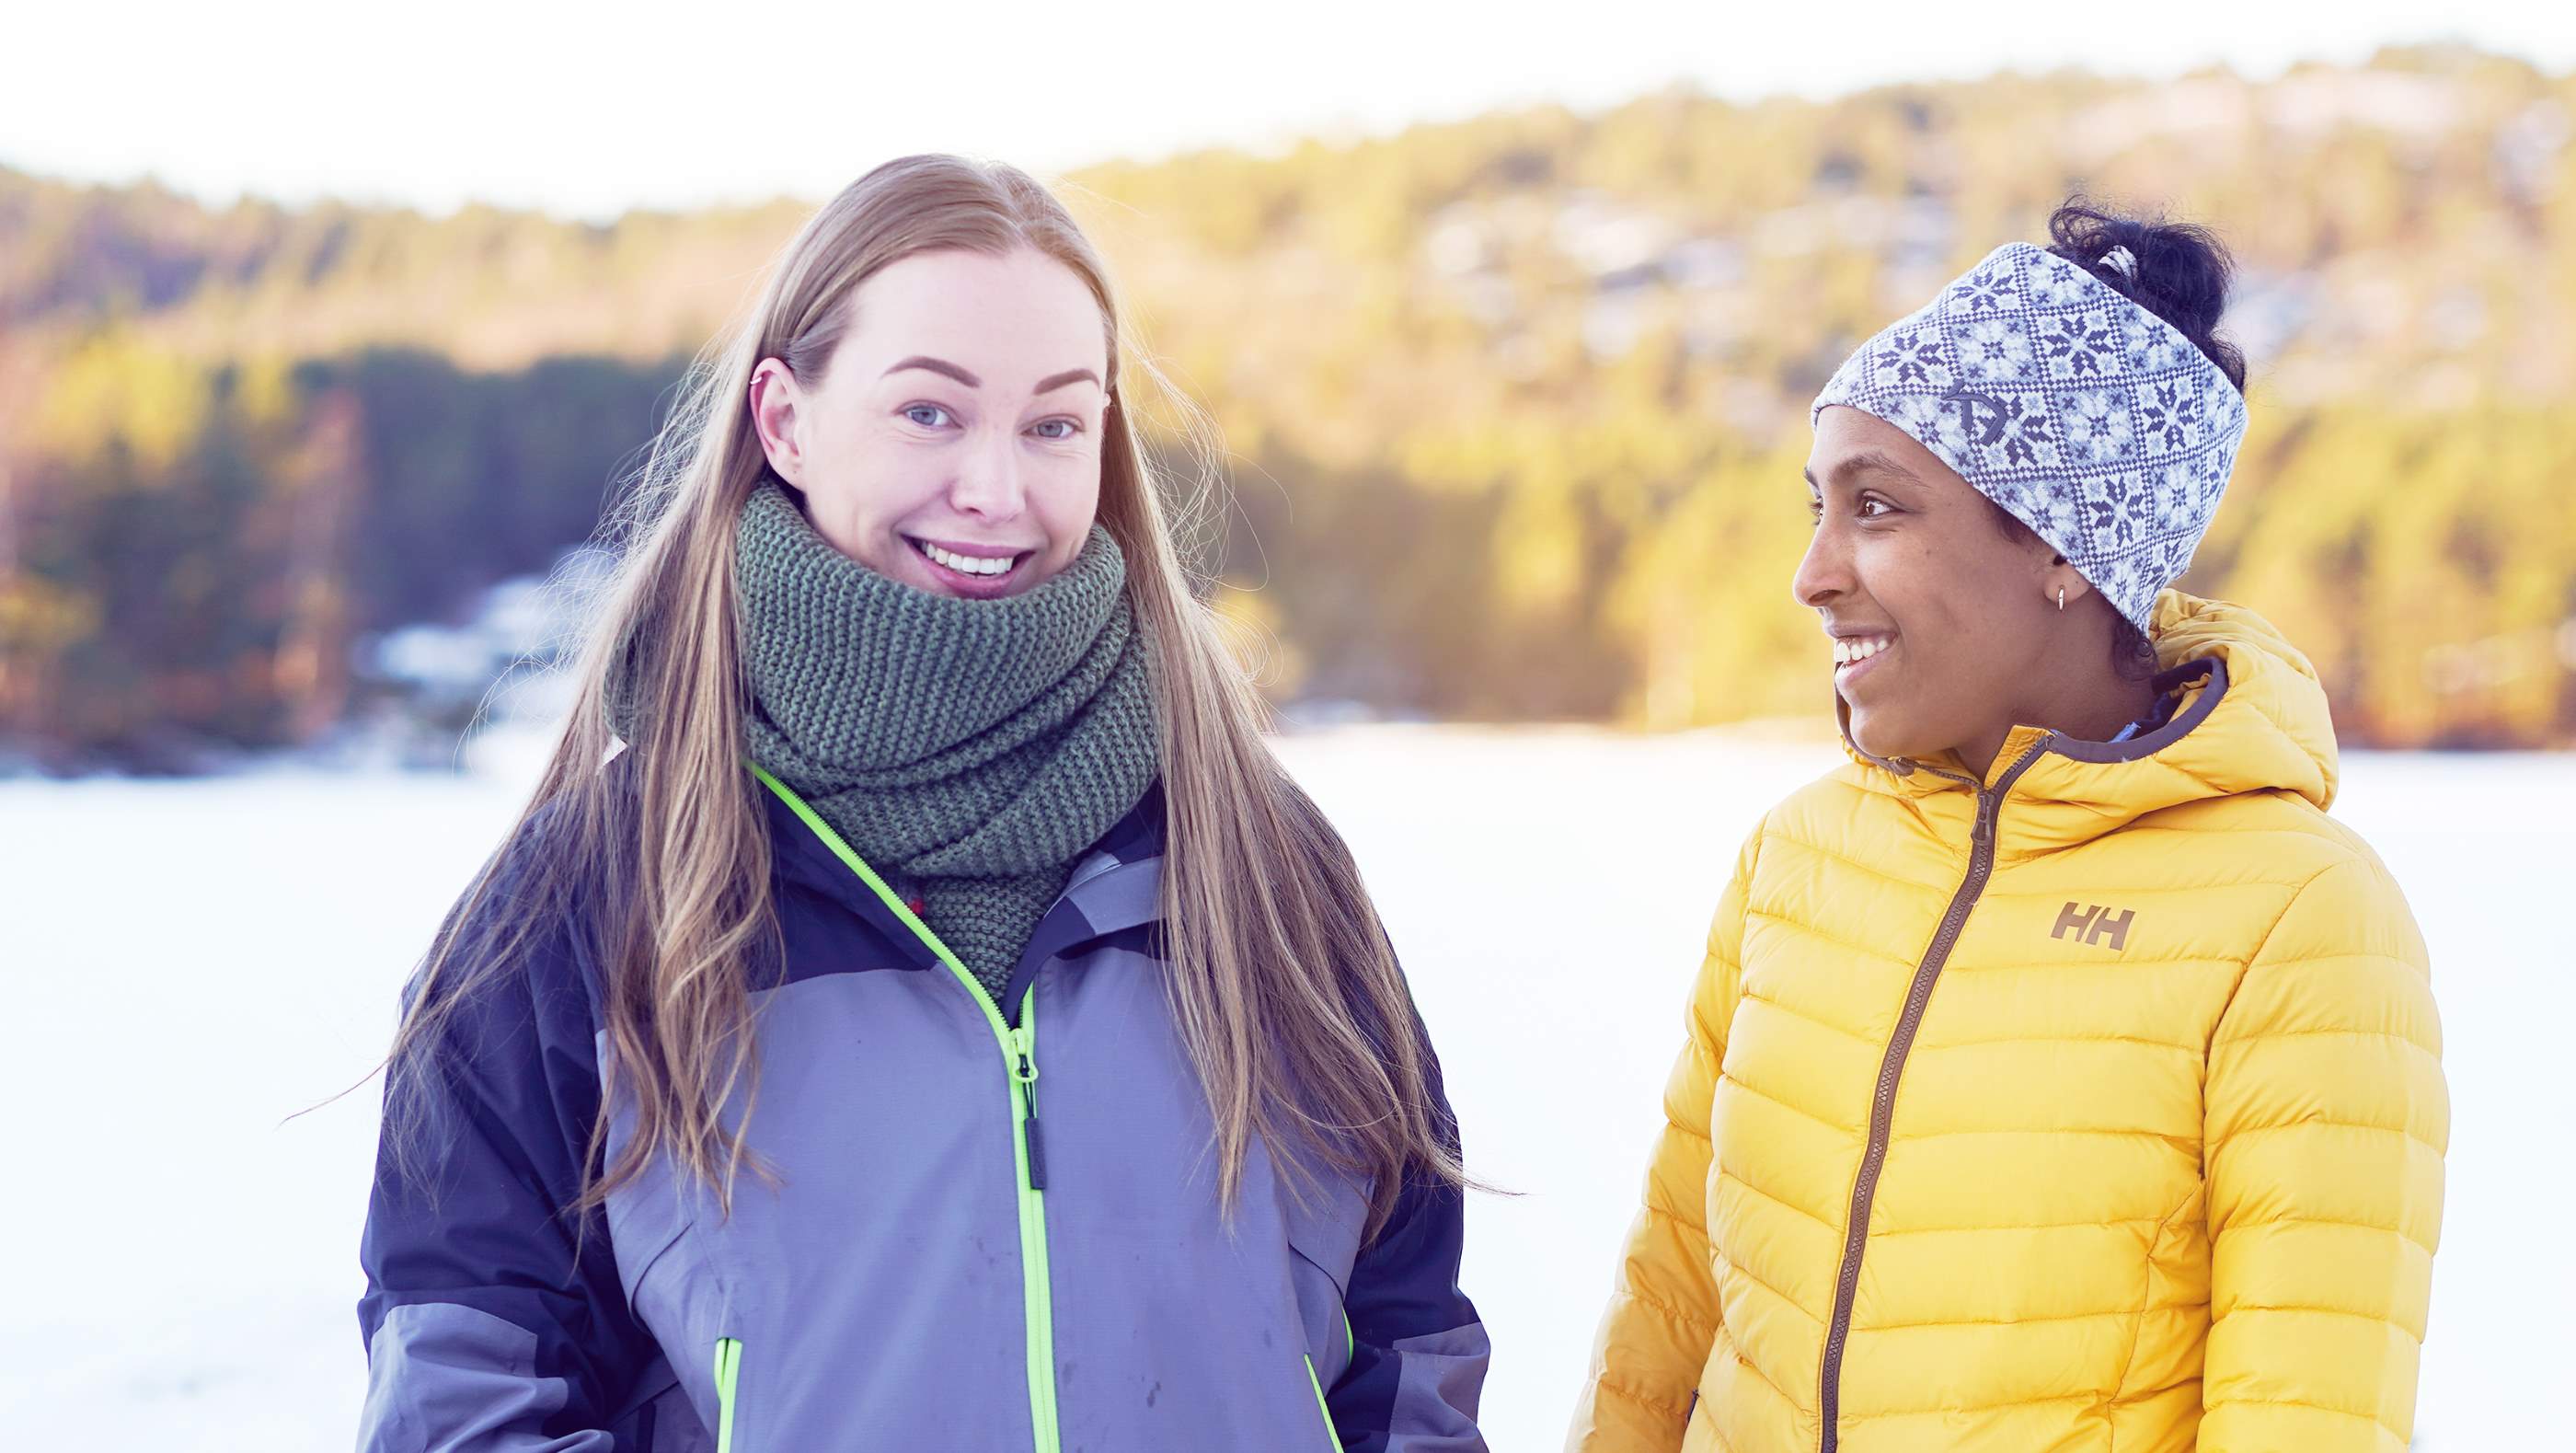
top-left (1803, 449), bottom-right (1923, 490)
top-left (885, 356), bottom-right (980, 388)
top-left (883, 356), bottom-right (1102, 395)
top-left (1034, 367), bottom-right (1102, 394)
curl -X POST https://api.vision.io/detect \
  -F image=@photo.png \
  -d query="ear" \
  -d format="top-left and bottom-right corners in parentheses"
top-left (2044, 556), bottom-right (2098, 611)
top-left (748, 359), bottom-right (806, 489)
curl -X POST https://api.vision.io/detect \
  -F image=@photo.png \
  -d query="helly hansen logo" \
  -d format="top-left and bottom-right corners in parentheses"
top-left (2052, 902), bottom-right (2135, 951)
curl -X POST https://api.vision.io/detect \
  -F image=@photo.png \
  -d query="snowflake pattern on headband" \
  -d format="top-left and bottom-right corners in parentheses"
top-left (1811, 242), bottom-right (2248, 630)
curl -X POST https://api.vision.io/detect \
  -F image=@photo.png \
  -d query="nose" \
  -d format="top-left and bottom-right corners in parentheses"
top-left (1791, 513), bottom-right (1851, 611)
top-left (949, 427), bottom-right (1027, 523)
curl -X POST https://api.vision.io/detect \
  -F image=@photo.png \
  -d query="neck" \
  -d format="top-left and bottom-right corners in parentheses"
top-left (1954, 669), bottom-right (2156, 782)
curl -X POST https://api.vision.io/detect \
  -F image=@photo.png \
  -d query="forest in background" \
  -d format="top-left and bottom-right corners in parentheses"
top-left (4, 41), bottom-right (2571, 768)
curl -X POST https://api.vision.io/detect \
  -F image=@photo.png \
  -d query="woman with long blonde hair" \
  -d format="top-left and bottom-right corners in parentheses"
top-left (357, 154), bottom-right (1488, 1452)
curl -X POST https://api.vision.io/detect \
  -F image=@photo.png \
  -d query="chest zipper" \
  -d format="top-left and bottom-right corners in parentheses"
top-left (749, 765), bottom-right (1064, 1453)
top-left (1814, 740), bottom-right (2051, 1453)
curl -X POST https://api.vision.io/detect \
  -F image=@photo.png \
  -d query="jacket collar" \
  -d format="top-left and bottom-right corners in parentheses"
top-left (762, 775), bottom-right (1168, 975)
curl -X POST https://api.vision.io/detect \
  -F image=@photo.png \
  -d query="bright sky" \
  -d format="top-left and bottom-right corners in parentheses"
top-left (7, 1), bottom-right (2571, 220)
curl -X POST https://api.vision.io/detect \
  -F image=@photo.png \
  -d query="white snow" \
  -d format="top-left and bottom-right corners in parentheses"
top-left (0, 725), bottom-right (2562, 1448)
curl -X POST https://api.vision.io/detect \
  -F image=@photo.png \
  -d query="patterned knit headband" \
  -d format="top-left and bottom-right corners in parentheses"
top-left (1810, 241), bottom-right (2248, 630)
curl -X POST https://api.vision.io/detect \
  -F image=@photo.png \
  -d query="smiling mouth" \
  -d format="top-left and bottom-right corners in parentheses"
top-left (907, 536), bottom-right (1032, 582)
top-left (1833, 633), bottom-right (1897, 682)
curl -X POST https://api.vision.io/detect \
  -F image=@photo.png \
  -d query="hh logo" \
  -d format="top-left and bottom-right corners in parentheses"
top-left (2052, 902), bottom-right (2135, 951)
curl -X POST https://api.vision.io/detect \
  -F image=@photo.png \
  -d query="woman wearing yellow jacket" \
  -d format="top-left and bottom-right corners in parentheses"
top-left (1570, 204), bottom-right (2445, 1453)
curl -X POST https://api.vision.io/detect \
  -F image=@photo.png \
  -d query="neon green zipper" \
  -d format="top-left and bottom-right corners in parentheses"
top-left (1305, 1355), bottom-right (1347, 1453)
top-left (750, 766), bottom-right (1062, 1453)
top-left (711, 1337), bottom-right (742, 1453)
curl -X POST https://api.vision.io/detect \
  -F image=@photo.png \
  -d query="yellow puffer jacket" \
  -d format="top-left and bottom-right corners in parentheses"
top-left (1570, 594), bottom-right (2446, 1453)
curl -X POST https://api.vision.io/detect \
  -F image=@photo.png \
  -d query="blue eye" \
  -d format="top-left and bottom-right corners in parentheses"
top-left (1029, 418), bottom-right (1081, 441)
top-left (903, 404), bottom-right (953, 429)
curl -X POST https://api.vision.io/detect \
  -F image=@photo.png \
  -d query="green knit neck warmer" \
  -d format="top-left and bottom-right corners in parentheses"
top-left (731, 479), bottom-right (1159, 997)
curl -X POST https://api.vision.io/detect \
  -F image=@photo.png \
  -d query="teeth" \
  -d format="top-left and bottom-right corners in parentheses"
top-left (920, 541), bottom-right (1017, 577)
top-left (1833, 636), bottom-right (1894, 666)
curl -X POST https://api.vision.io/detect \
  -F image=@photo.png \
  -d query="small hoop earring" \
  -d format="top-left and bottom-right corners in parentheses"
top-left (2057, 587), bottom-right (2066, 613)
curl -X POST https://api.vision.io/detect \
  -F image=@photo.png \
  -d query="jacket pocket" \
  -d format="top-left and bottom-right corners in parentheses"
top-left (1287, 1240), bottom-right (1357, 1390)
top-left (1304, 1354), bottom-right (1347, 1453)
top-left (712, 1337), bottom-right (743, 1453)
top-left (615, 1215), bottom-right (694, 1328)
top-left (2112, 1182), bottom-right (2210, 1410)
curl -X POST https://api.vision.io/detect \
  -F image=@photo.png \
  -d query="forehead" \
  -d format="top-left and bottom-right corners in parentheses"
top-left (839, 248), bottom-right (1108, 379)
top-left (1806, 405), bottom-right (1962, 491)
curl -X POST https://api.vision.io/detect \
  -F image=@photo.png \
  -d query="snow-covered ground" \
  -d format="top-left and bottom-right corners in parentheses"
top-left (1, 726), bottom-right (2563, 1449)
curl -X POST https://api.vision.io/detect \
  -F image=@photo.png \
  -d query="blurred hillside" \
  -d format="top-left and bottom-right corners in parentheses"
top-left (4, 41), bottom-right (2571, 768)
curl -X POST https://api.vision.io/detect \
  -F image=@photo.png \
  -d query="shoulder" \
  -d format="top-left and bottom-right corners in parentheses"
top-left (2250, 825), bottom-right (2429, 975)
top-left (2174, 799), bottom-right (2437, 1060)
top-left (1737, 764), bottom-right (1899, 879)
top-left (1774, 764), bottom-right (1884, 828)
top-left (411, 780), bottom-right (627, 1033)
top-left (2148, 788), bottom-right (2422, 944)
top-left (1689, 769), bottom-right (1884, 959)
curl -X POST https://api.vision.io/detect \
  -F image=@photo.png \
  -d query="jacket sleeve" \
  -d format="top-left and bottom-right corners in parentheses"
top-left (2199, 852), bottom-right (2446, 1452)
top-left (1324, 974), bottom-right (1490, 1453)
top-left (1328, 1159), bottom-right (1489, 1452)
top-left (1567, 826), bottom-right (1759, 1452)
top-left (355, 828), bottom-right (660, 1450)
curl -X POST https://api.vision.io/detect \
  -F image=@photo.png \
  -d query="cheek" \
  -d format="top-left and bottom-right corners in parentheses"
top-left (1853, 532), bottom-right (1949, 631)
top-left (1040, 452), bottom-right (1104, 550)
top-left (1857, 537), bottom-right (1993, 712)
top-left (816, 425), bottom-right (945, 520)
top-left (790, 430), bottom-right (937, 571)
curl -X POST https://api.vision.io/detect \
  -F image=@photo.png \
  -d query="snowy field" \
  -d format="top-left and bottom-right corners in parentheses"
top-left (1, 725), bottom-right (2565, 1449)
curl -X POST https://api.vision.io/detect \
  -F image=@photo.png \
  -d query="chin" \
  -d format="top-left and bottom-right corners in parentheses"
top-left (1845, 709), bottom-right (1925, 764)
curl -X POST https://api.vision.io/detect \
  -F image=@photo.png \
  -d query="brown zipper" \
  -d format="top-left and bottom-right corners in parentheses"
top-left (1815, 740), bottom-right (2052, 1453)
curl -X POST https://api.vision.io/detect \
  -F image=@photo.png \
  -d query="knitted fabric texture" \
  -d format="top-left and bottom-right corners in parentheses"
top-left (732, 479), bottom-right (1158, 997)
top-left (1811, 241), bottom-right (2249, 629)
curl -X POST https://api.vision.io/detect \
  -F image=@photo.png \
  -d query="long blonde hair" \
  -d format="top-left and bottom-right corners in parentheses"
top-left (386, 155), bottom-right (1463, 1232)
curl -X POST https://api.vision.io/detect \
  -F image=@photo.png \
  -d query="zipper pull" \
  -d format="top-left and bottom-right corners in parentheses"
top-left (1009, 1025), bottom-right (1048, 1192)
top-left (1972, 792), bottom-right (1998, 847)
top-left (1008, 1024), bottom-right (1040, 1090)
